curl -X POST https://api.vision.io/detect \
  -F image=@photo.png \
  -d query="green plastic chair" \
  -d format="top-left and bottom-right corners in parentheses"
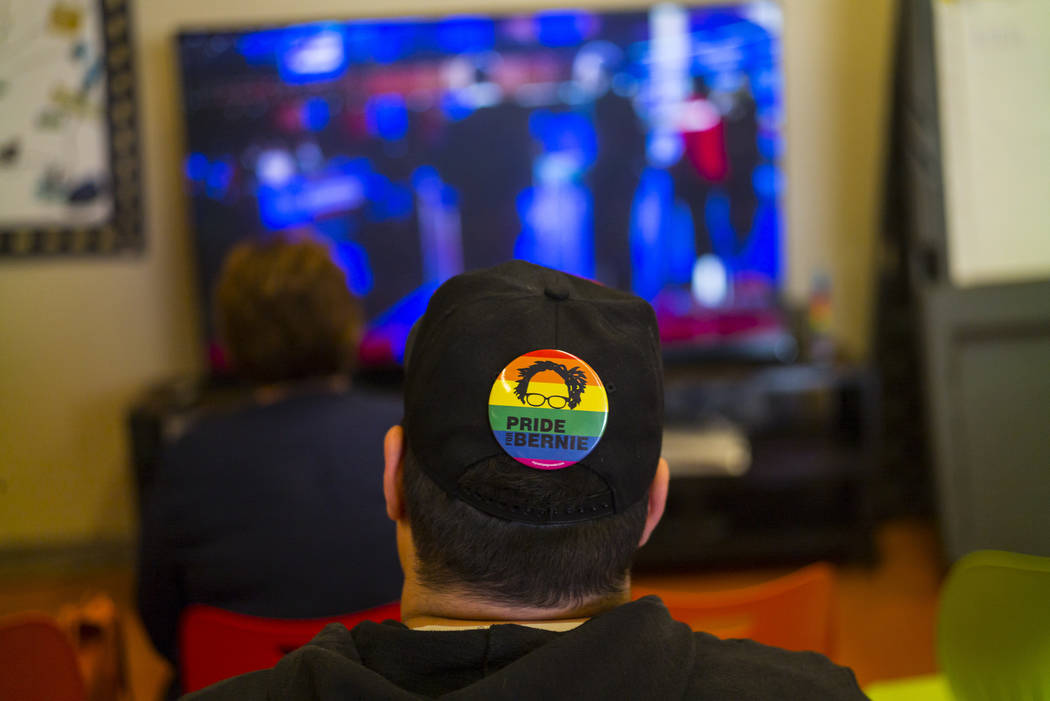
top-left (866, 549), bottom-right (1050, 701)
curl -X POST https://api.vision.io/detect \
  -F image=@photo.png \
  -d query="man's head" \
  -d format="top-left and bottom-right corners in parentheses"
top-left (215, 234), bottom-right (362, 384)
top-left (384, 261), bottom-right (667, 614)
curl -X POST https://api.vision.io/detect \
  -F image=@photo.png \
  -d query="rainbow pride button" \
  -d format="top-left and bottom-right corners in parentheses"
top-left (488, 349), bottom-right (609, 470)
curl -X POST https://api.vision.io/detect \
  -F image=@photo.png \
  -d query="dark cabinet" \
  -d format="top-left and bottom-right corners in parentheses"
top-left (636, 363), bottom-right (879, 570)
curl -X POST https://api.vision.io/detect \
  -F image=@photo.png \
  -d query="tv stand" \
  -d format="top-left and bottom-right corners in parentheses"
top-left (129, 361), bottom-right (877, 570)
top-left (636, 362), bottom-right (879, 570)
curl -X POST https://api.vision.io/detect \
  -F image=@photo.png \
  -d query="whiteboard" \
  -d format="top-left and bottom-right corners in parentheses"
top-left (933, 0), bottom-right (1050, 287)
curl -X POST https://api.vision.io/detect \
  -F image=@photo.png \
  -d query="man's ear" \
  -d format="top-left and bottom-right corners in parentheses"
top-left (383, 425), bottom-right (405, 521)
top-left (638, 458), bottom-right (669, 547)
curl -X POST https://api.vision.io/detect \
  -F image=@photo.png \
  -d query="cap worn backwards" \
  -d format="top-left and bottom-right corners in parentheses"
top-left (403, 260), bottom-right (664, 524)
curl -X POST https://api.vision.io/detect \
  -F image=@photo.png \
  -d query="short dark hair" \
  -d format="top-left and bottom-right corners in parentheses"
top-left (401, 449), bottom-right (649, 610)
top-left (215, 234), bottom-right (362, 383)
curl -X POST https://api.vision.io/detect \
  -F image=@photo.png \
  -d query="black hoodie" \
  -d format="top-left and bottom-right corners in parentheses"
top-left (184, 596), bottom-right (866, 700)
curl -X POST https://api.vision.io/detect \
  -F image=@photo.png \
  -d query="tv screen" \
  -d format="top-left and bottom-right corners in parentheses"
top-left (177, 2), bottom-right (785, 370)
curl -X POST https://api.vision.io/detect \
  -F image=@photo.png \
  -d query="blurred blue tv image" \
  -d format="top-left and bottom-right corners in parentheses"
top-left (177, 3), bottom-right (785, 369)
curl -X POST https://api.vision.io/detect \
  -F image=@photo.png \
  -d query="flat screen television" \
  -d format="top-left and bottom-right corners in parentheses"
top-left (176, 2), bottom-right (788, 371)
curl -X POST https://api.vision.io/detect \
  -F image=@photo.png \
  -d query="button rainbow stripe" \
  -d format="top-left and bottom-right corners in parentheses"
top-left (488, 349), bottom-right (608, 470)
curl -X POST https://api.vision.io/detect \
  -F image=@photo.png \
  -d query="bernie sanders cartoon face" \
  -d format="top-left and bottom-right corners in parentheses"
top-left (513, 360), bottom-right (588, 410)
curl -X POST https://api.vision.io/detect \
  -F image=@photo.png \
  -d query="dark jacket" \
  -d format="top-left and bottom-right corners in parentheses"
top-left (185, 596), bottom-right (866, 700)
top-left (137, 388), bottom-right (404, 677)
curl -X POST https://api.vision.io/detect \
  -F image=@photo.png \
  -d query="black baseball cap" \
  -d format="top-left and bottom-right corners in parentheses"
top-left (402, 260), bottom-right (664, 524)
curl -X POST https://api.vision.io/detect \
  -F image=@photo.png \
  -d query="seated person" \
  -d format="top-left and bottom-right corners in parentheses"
top-left (137, 234), bottom-right (402, 692)
top-left (187, 261), bottom-right (865, 700)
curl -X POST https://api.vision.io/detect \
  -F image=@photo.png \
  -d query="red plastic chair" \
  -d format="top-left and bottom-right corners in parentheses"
top-left (179, 601), bottom-right (401, 692)
top-left (0, 612), bottom-right (86, 701)
top-left (632, 562), bottom-right (836, 656)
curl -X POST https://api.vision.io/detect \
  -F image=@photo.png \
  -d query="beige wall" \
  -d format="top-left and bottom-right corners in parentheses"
top-left (0, 0), bottom-right (896, 549)
top-left (782, 0), bottom-right (896, 353)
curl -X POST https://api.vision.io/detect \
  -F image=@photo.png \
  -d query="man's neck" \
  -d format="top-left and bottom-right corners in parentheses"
top-left (403, 615), bottom-right (593, 631)
top-left (398, 577), bottom-right (630, 630)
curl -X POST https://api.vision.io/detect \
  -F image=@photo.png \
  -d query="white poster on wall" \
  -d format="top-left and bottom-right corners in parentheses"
top-left (0, 0), bottom-right (112, 228)
top-left (934, 0), bottom-right (1050, 287)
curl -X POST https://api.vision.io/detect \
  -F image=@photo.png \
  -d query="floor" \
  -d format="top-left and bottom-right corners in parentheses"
top-left (0, 518), bottom-right (943, 699)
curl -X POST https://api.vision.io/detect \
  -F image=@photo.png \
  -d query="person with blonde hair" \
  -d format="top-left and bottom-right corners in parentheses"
top-left (137, 234), bottom-right (402, 697)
